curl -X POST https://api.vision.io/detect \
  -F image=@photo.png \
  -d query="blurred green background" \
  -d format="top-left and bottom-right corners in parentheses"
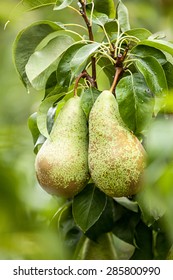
top-left (0, 0), bottom-right (173, 259)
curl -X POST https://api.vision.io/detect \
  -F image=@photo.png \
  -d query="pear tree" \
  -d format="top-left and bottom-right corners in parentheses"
top-left (12, 0), bottom-right (173, 259)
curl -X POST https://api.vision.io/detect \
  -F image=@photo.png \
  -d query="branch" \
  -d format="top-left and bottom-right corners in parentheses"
top-left (74, 70), bottom-right (95, 96)
top-left (79, 0), bottom-right (97, 87)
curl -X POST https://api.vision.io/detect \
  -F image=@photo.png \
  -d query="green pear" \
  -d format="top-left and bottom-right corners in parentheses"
top-left (35, 96), bottom-right (89, 198)
top-left (89, 90), bottom-right (145, 197)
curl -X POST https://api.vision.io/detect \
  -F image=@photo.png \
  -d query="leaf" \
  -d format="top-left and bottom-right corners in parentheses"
top-left (12, 0), bottom-right (55, 14)
top-left (138, 39), bottom-right (173, 56)
top-left (163, 62), bottom-right (173, 90)
top-left (116, 0), bottom-right (130, 32)
top-left (125, 28), bottom-right (152, 41)
top-left (94, 0), bottom-right (115, 18)
top-left (104, 20), bottom-right (118, 36)
top-left (13, 21), bottom-right (64, 87)
top-left (72, 184), bottom-right (107, 233)
top-left (135, 186), bottom-right (165, 226)
top-left (114, 197), bottom-right (139, 213)
top-left (116, 73), bottom-right (154, 134)
top-left (70, 42), bottom-right (101, 77)
top-left (27, 112), bottom-right (46, 154)
top-left (80, 87), bottom-right (101, 119)
top-left (57, 42), bottom-right (85, 87)
top-left (37, 93), bottom-right (65, 138)
top-left (131, 221), bottom-right (153, 260)
top-left (113, 211), bottom-right (140, 245)
top-left (131, 45), bottom-right (167, 65)
top-left (51, 203), bottom-right (82, 259)
top-left (54, 0), bottom-right (73, 10)
top-left (85, 197), bottom-right (117, 240)
top-left (25, 35), bottom-right (74, 90)
top-left (135, 56), bottom-right (168, 96)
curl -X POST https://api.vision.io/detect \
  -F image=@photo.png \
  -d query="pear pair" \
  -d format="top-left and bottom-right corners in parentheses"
top-left (35, 90), bottom-right (145, 198)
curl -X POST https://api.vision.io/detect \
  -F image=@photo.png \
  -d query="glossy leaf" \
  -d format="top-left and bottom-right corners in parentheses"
top-left (57, 42), bottom-right (85, 87)
top-left (135, 56), bottom-right (168, 96)
top-left (37, 93), bottom-right (65, 138)
top-left (131, 221), bottom-right (153, 260)
top-left (94, 0), bottom-right (115, 18)
top-left (163, 62), bottom-right (173, 90)
top-left (14, 0), bottom-right (55, 12)
top-left (114, 197), bottom-right (139, 213)
top-left (85, 197), bottom-right (117, 240)
top-left (72, 184), bottom-right (107, 233)
top-left (125, 28), bottom-right (152, 41)
top-left (54, 0), bottom-right (73, 10)
top-left (138, 39), bottom-right (173, 56)
top-left (25, 35), bottom-right (74, 90)
top-left (13, 21), bottom-right (64, 87)
top-left (80, 87), bottom-right (101, 119)
top-left (116, 0), bottom-right (130, 32)
top-left (131, 45), bottom-right (167, 65)
top-left (27, 112), bottom-right (46, 154)
top-left (70, 42), bottom-right (101, 77)
top-left (116, 73), bottom-right (154, 134)
top-left (113, 211), bottom-right (140, 245)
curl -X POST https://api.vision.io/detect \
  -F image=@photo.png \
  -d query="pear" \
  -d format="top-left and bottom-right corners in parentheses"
top-left (35, 96), bottom-right (89, 198)
top-left (88, 90), bottom-right (145, 197)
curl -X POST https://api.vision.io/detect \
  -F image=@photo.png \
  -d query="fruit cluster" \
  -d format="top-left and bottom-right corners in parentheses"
top-left (35, 90), bottom-right (145, 198)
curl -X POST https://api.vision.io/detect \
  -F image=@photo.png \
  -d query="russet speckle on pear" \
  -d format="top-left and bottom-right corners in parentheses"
top-left (88, 90), bottom-right (146, 197)
top-left (35, 96), bottom-right (89, 198)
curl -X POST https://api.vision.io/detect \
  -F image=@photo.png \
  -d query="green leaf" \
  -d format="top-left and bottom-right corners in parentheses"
top-left (116, 0), bottom-right (130, 32)
top-left (163, 62), bottom-right (173, 90)
top-left (116, 73), bottom-right (154, 134)
top-left (51, 203), bottom-right (82, 259)
top-left (37, 93), bottom-right (65, 138)
top-left (135, 56), bottom-right (168, 96)
top-left (13, 21), bottom-right (64, 88)
top-left (104, 20), bottom-right (118, 36)
top-left (135, 186), bottom-right (165, 226)
top-left (138, 39), bottom-right (173, 56)
top-left (54, 0), bottom-right (73, 10)
top-left (25, 35), bottom-right (74, 90)
top-left (80, 87), bottom-right (101, 119)
top-left (85, 197), bottom-right (116, 241)
top-left (27, 112), bottom-right (46, 154)
top-left (70, 42), bottom-right (101, 77)
top-left (13, 0), bottom-right (55, 13)
top-left (114, 197), bottom-right (139, 213)
top-left (72, 184), bottom-right (107, 233)
top-left (131, 221), bottom-right (153, 260)
top-left (131, 45), bottom-right (167, 65)
top-left (57, 42), bottom-right (85, 87)
top-left (113, 211), bottom-right (140, 245)
top-left (94, 0), bottom-right (115, 18)
top-left (125, 28), bottom-right (152, 41)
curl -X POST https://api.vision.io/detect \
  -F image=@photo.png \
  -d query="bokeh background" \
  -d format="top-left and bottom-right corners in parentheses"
top-left (0, 0), bottom-right (173, 259)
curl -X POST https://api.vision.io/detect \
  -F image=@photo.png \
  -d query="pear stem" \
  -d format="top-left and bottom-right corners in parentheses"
top-left (110, 66), bottom-right (123, 95)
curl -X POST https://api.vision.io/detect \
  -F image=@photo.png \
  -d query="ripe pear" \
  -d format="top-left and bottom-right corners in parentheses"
top-left (88, 90), bottom-right (145, 197)
top-left (35, 96), bottom-right (89, 198)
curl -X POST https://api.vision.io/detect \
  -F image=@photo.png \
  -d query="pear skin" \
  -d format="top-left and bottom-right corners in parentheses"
top-left (89, 90), bottom-right (145, 197)
top-left (35, 96), bottom-right (89, 198)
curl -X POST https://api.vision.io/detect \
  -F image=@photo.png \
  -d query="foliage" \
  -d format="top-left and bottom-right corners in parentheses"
top-left (5, 0), bottom-right (173, 259)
